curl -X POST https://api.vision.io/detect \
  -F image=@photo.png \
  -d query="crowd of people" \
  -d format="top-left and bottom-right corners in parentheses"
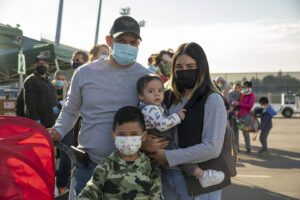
top-left (16, 15), bottom-right (277, 200)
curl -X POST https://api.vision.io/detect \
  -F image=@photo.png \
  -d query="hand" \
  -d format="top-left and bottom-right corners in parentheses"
top-left (177, 109), bottom-right (187, 120)
top-left (48, 128), bottom-right (62, 141)
top-left (252, 132), bottom-right (258, 141)
top-left (141, 135), bottom-right (169, 153)
top-left (148, 149), bottom-right (169, 167)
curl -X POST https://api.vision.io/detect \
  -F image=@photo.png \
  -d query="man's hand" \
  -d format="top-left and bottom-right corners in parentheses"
top-left (48, 128), bottom-right (62, 141)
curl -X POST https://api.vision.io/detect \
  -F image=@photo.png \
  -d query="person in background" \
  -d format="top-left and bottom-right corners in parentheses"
top-left (156, 49), bottom-right (174, 80)
top-left (23, 55), bottom-right (57, 128)
top-left (78, 106), bottom-right (163, 200)
top-left (52, 70), bottom-right (68, 102)
top-left (71, 51), bottom-right (89, 70)
top-left (147, 53), bottom-right (160, 74)
top-left (89, 44), bottom-right (110, 61)
top-left (16, 88), bottom-right (25, 117)
top-left (258, 97), bottom-right (276, 155)
top-left (56, 51), bottom-right (89, 194)
top-left (233, 81), bottom-right (255, 153)
top-left (144, 42), bottom-right (229, 200)
top-left (227, 82), bottom-right (242, 151)
top-left (49, 16), bottom-right (149, 195)
top-left (214, 76), bottom-right (232, 102)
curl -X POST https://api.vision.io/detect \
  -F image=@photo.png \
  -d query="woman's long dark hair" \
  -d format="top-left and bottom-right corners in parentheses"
top-left (170, 42), bottom-right (218, 100)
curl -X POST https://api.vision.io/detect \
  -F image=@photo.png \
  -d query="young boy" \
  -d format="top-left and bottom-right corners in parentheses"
top-left (78, 106), bottom-right (163, 200)
top-left (258, 97), bottom-right (276, 154)
top-left (137, 74), bottom-right (225, 188)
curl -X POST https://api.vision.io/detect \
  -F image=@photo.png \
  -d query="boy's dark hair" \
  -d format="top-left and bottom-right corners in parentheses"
top-left (136, 74), bottom-right (163, 96)
top-left (243, 81), bottom-right (252, 88)
top-left (259, 96), bottom-right (269, 105)
top-left (113, 106), bottom-right (145, 131)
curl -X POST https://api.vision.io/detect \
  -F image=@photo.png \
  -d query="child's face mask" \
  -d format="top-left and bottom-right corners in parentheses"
top-left (114, 135), bottom-right (143, 155)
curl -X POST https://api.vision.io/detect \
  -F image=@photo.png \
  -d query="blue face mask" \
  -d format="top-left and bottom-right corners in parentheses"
top-left (55, 80), bottom-right (65, 88)
top-left (111, 43), bottom-right (138, 65)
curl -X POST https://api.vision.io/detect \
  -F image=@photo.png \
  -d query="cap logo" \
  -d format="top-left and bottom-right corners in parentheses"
top-left (121, 19), bottom-right (135, 27)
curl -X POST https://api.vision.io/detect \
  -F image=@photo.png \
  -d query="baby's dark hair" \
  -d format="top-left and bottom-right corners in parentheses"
top-left (137, 74), bottom-right (163, 95)
top-left (113, 106), bottom-right (145, 131)
top-left (259, 96), bottom-right (269, 105)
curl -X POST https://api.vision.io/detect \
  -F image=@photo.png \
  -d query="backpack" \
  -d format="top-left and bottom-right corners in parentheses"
top-left (236, 113), bottom-right (259, 133)
top-left (222, 125), bottom-right (238, 177)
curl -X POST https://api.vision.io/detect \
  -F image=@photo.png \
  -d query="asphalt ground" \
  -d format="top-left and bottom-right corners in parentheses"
top-left (222, 116), bottom-right (300, 200)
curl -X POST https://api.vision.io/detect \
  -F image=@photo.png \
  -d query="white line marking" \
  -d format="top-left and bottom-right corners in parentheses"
top-left (237, 175), bottom-right (271, 178)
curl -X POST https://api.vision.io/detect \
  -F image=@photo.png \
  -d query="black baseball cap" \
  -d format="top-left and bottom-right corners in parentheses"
top-left (110, 16), bottom-right (142, 40)
top-left (35, 55), bottom-right (48, 63)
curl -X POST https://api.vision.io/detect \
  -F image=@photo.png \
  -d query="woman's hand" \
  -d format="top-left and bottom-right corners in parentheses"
top-left (141, 135), bottom-right (169, 153)
top-left (149, 149), bottom-right (169, 167)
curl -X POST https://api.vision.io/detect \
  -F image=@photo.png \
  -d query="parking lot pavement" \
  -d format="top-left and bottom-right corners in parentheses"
top-left (222, 117), bottom-right (300, 200)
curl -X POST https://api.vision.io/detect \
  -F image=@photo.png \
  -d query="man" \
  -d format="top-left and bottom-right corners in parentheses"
top-left (215, 76), bottom-right (232, 102)
top-left (227, 83), bottom-right (242, 151)
top-left (23, 55), bottom-right (57, 128)
top-left (49, 16), bottom-right (149, 194)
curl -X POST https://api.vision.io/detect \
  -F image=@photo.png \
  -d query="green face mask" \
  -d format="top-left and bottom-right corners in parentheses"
top-left (161, 64), bottom-right (171, 77)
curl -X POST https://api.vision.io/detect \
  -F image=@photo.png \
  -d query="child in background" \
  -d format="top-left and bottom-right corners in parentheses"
top-left (78, 106), bottom-right (163, 200)
top-left (258, 97), bottom-right (277, 154)
top-left (137, 74), bottom-right (225, 188)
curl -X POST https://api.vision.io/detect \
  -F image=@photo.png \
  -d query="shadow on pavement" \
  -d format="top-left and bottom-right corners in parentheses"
top-left (237, 146), bottom-right (300, 169)
top-left (223, 183), bottom-right (298, 200)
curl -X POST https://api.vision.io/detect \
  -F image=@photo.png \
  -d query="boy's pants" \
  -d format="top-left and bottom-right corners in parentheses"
top-left (260, 128), bottom-right (271, 151)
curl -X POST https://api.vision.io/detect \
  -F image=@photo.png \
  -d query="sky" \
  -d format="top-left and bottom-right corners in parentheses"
top-left (1, 0), bottom-right (300, 73)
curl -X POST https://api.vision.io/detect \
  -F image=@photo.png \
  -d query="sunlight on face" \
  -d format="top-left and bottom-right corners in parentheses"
top-left (139, 79), bottom-right (164, 106)
top-left (175, 55), bottom-right (197, 71)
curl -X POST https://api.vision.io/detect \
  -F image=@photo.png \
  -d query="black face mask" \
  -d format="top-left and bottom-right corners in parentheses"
top-left (36, 65), bottom-right (48, 75)
top-left (174, 69), bottom-right (198, 92)
top-left (71, 62), bottom-right (83, 69)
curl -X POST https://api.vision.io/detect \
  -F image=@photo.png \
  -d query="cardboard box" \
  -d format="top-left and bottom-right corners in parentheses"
top-left (0, 98), bottom-right (16, 115)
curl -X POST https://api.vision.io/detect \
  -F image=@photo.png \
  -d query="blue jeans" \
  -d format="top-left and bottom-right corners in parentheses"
top-left (74, 160), bottom-right (97, 196)
top-left (161, 168), bottom-right (193, 200)
top-left (194, 189), bottom-right (222, 200)
top-left (56, 130), bottom-right (75, 188)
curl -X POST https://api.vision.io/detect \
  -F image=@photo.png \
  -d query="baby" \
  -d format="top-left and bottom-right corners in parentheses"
top-left (137, 74), bottom-right (225, 188)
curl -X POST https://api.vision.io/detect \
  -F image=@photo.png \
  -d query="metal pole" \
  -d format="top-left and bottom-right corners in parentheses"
top-left (55, 0), bottom-right (64, 45)
top-left (19, 47), bottom-right (24, 89)
top-left (54, 58), bottom-right (60, 71)
top-left (94, 0), bottom-right (103, 45)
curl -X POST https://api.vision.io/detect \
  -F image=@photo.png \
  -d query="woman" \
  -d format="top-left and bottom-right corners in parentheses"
top-left (233, 81), bottom-right (255, 153)
top-left (146, 42), bottom-right (230, 200)
top-left (89, 44), bottom-right (109, 61)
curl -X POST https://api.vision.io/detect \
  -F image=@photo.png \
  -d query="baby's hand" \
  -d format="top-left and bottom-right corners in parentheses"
top-left (177, 109), bottom-right (187, 121)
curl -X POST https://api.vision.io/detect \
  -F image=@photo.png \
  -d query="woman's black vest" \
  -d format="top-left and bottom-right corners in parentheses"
top-left (165, 85), bottom-right (231, 196)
